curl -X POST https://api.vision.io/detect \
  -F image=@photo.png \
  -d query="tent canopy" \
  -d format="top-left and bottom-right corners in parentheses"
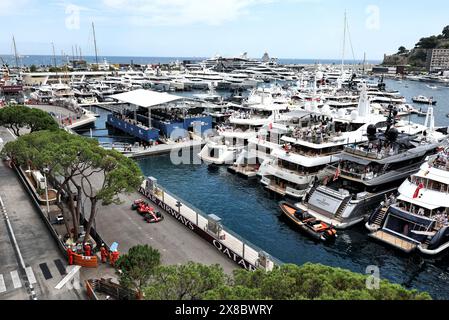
top-left (110, 89), bottom-right (184, 109)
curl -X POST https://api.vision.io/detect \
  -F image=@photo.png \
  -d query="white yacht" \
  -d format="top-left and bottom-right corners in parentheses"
top-left (297, 107), bottom-right (448, 229)
top-left (198, 102), bottom-right (289, 165)
top-left (366, 149), bottom-right (449, 255)
top-left (122, 71), bottom-right (151, 90)
top-left (259, 83), bottom-right (387, 199)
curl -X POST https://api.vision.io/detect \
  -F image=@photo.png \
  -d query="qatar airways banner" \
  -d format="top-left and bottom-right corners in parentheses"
top-left (139, 187), bottom-right (257, 271)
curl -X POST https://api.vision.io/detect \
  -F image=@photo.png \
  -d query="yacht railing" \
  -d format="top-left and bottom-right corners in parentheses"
top-left (344, 145), bottom-right (399, 160)
top-left (327, 164), bottom-right (376, 181)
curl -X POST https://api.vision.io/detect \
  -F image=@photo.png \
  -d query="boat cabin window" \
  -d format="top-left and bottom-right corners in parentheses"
top-left (290, 144), bottom-right (342, 157)
top-left (338, 160), bottom-right (382, 181)
top-left (278, 160), bottom-right (326, 175)
top-left (410, 176), bottom-right (449, 194)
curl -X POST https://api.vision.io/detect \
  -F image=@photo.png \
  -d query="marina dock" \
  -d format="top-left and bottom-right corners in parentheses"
top-left (101, 139), bottom-right (205, 158)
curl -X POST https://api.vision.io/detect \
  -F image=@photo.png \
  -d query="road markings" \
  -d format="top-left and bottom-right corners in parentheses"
top-left (39, 263), bottom-right (53, 280)
top-left (55, 265), bottom-right (81, 290)
top-left (0, 275), bottom-right (6, 293)
top-left (54, 259), bottom-right (67, 276)
top-left (10, 270), bottom-right (22, 289)
top-left (25, 267), bottom-right (37, 285)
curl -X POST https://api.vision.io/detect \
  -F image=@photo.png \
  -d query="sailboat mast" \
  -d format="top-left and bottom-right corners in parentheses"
top-left (12, 36), bottom-right (19, 69)
top-left (341, 11), bottom-right (347, 74)
top-left (92, 22), bottom-right (99, 65)
top-left (362, 52), bottom-right (366, 76)
top-left (51, 42), bottom-right (57, 68)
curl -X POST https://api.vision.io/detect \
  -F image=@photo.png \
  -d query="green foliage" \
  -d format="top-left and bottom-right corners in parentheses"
top-left (203, 285), bottom-right (263, 300)
top-left (1, 130), bottom-right (144, 242)
top-left (442, 25), bottom-right (449, 39)
top-left (397, 46), bottom-right (408, 54)
top-left (416, 36), bottom-right (439, 49)
top-left (385, 26), bottom-right (449, 69)
top-left (144, 262), bottom-right (227, 300)
top-left (116, 245), bottom-right (161, 299)
top-left (29, 65), bottom-right (37, 72)
top-left (0, 105), bottom-right (58, 136)
top-left (141, 261), bottom-right (431, 301)
top-left (26, 108), bottom-right (59, 133)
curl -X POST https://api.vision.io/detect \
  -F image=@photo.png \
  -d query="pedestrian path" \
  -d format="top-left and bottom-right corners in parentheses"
top-left (0, 259), bottom-right (67, 296)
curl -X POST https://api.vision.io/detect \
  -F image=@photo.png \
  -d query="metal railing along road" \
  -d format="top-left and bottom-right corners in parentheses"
top-left (146, 183), bottom-right (283, 270)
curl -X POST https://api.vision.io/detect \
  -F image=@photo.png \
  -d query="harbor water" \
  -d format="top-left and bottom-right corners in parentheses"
top-left (80, 79), bottom-right (449, 299)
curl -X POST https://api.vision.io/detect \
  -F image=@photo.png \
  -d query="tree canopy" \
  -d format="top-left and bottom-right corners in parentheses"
top-left (416, 36), bottom-right (439, 49)
top-left (442, 25), bottom-right (449, 39)
top-left (149, 262), bottom-right (431, 300)
top-left (135, 250), bottom-right (431, 301)
top-left (0, 105), bottom-right (58, 136)
top-left (145, 262), bottom-right (227, 300)
top-left (397, 46), bottom-right (408, 54)
top-left (116, 245), bottom-right (161, 300)
top-left (1, 130), bottom-right (144, 243)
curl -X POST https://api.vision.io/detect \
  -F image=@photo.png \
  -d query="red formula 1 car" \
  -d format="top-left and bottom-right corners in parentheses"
top-left (131, 200), bottom-right (164, 223)
top-left (143, 211), bottom-right (164, 224)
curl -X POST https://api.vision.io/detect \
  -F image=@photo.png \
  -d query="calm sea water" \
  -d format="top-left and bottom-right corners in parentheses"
top-left (1, 54), bottom-right (381, 67)
top-left (80, 79), bottom-right (449, 299)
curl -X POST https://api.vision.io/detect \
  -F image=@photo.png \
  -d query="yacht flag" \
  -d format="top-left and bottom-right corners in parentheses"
top-left (333, 165), bottom-right (341, 181)
top-left (413, 183), bottom-right (424, 199)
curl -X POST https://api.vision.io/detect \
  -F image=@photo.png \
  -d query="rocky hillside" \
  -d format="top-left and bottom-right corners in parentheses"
top-left (383, 26), bottom-right (449, 68)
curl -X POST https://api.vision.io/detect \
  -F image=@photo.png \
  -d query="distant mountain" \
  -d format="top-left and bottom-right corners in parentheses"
top-left (383, 26), bottom-right (449, 69)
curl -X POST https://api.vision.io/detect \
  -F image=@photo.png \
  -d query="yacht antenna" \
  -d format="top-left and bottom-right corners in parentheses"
top-left (92, 22), bottom-right (99, 65)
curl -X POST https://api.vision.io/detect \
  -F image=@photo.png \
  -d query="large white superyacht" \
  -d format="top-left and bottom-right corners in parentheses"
top-left (259, 83), bottom-right (387, 199)
top-left (198, 96), bottom-right (289, 165)
top-left (297, 107), bottom-right (448, 230)
top-left (366, 146), bottom-right (449, 255)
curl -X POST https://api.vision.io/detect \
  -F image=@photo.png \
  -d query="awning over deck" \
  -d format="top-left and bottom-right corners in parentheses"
top-left (110, 89), bottom-right (184, 109)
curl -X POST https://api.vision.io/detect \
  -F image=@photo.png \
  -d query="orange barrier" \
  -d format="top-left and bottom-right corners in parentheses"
top-left (73, 254), bottom-right (98, 268)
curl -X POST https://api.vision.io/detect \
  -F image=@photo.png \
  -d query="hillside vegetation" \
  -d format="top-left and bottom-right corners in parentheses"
top-left (383, 26), bottom-right (449, 68)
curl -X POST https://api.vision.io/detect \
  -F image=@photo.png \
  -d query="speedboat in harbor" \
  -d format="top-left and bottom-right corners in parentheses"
top-left (412, 95), bottom-right (437, 105)
top-left (366, 149), bottom-right (449, 255)
top-left (295, 107), bottom-right (448, 230)
top-left (279, 201), bottom-right (337, 242)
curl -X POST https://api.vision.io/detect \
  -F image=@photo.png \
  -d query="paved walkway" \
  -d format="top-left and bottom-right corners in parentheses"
top-left (1, 125), bottom-right (236, 291)
top-left (79, 171), bottom-right (237, 274)
top-left (28, 104), bottom-right (97, 130)
top-left (0, 127), bottom-right (84, 300)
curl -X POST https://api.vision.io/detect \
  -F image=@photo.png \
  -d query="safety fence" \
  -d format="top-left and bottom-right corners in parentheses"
top-left (139, 177), bottom-right (282, 272)
top-left (86, 279), bottom-right (136, 301)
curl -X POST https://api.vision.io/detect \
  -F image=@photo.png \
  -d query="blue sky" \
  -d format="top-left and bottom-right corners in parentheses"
top-left (1, 0), bottom-right (448, 60)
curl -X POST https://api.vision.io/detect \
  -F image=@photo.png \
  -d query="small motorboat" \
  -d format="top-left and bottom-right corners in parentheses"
top-left (279, 201), bottom-right (337, 242)
top-left (412, 95), bottom-right (437, 105)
